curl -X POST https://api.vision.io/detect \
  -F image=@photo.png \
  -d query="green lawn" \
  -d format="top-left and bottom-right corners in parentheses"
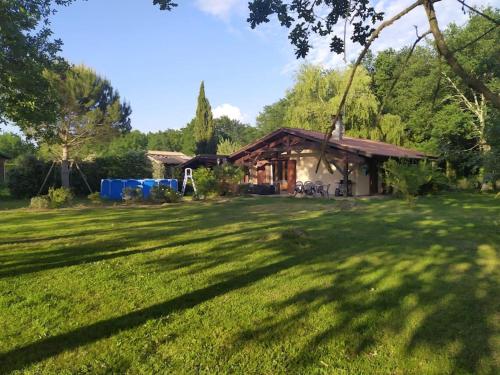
top-left (0, 194), bottom-right (498, 374)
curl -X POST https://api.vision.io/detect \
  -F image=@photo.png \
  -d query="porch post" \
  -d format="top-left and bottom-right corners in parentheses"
top-left (343, 153), bottom-right (349, 197)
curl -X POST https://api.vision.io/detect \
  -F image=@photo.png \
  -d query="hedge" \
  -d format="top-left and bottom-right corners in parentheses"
top-left (7, 151), bottom-right (152, 198)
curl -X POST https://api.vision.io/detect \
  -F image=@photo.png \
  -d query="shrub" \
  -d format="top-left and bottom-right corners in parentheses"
top-left (48, 187), bottom-right (74, 208)
top-left (87, 192), bottom-right (102, 204)
top-left (122, 187), bottom-right (143, 202)
top-left (7, 151), bottom-right (153, 199)
top-left (149, 185), bottom-right (182, 203)
top-left (30, 196), bottom-right (50, 209)
top-left (192, 168), bottom-right (217, 199)
top-left (213, 164), bottom-right (244, 195)
top-left (7, 155), bottom-right (52, 199)
top-left (383, 159), bottom-right (449, 203)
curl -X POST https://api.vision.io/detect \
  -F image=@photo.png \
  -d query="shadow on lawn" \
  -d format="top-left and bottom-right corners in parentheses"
top-left (0, 196), bottom-right (498, 373)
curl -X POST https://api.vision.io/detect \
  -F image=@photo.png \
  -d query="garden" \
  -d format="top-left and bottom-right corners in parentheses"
top-left (0, 192), bottom-right (498, 374)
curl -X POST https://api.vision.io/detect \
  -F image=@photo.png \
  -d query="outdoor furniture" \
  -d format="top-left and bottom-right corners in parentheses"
top-left (304, 181), bottom-right (315, 196)
top-left (316, 183), bottom-right (331, 198)
top-left (294, 181), bottom-right (304, 195)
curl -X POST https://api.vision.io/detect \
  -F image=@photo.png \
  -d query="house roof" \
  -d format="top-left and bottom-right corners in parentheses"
top-left (230, 128), bottom-right (428, 160)
top-left (0, 152), bottom-right (11, 160)
top-left (179, 154), bottom-right (228, 169)
top-left (147, 151), bottom-right (192, 165)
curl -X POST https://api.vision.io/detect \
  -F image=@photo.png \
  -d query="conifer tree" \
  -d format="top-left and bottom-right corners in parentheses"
top-left (194, 81), bottom-right (215, 154)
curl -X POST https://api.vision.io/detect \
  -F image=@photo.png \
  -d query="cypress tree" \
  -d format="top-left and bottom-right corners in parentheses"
top-left (194, 81), bottom-right (215, 154)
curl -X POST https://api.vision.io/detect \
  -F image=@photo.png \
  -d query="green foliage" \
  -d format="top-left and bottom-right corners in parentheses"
top-left (216, 138), bottom-right (241, 155)
top-left (7, 151), bottom-right (152, 198)
top-left (122, 187), bottom-right (143, 202)
top-left (0, 0), bottom-right (73, 126)
top-left (149, 185), bottom-right (181, 203)
top-left (283, 65), bottom-right (379, 133)
top-left (104, 131), bottom-right (148, 156)
top-left (147, 129), bottom-right (183, 152)
top-left (256, 98), bottom-right (289, 136)
top-left (213, 164), bottom-right (244, 195)
top-left (7, 155), bottom-right (52, 199)
top-left (383, 159), bottom-right (449, 203)
top-left (87, 192), bottom-right (102, 204)
top-left (47, 187), bottom-right (74, 208)
top-left (29, 196), bottom-right (50, 209)
top-left (194, 81), bottom-right (215, 154)
top-left (214, 116), bottom-right (259, 146)
top-left (0, 133), bottom-right (36, 159)
top-left (192, 168), bottom-right (217, 198)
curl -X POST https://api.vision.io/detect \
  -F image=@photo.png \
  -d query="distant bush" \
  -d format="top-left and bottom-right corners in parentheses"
top-left (383, 159), bottom-right (449, 203)
top-left (192, 168), bottom-right (217, 199)
top-left (150, 185), bottom-right (181, 203)
top-left (7, 151), bottom-right (152, 199)
top-left (213, 164), bottom-right (244, 195)
top-left (7, 155), bottom-right (52, 199)
top-left (87, 192), bottom-right (102, 204)
top-left (48, 187), bottom-right (74, 208)
top-left (30, 196), bottom-right (50, 209)
top-left (122, 187), bottom-right (143, 203)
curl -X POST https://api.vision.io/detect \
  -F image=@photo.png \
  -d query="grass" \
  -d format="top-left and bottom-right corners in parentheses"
top-left (0, 193), bottom-right (498, 374)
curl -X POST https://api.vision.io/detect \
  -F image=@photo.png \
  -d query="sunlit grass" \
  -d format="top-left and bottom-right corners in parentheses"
top-left (0, 193), bottom-right (498, 374)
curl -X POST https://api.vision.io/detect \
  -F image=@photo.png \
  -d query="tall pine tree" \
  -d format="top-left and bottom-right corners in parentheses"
top-left (194, 81), bottom-right (215, 154)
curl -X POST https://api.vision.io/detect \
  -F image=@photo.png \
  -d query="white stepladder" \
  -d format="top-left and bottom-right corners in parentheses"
top-left (181, 168), bottom-right (197, 196)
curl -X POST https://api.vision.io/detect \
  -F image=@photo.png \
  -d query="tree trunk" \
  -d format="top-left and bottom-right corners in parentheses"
top-left (61, 144), bottom-right (70, 188)
top-left (423, 0), bottom-right (500, 110)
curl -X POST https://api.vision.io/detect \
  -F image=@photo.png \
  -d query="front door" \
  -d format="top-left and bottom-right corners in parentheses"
top-left (287, 160), bottom-right (297, 194)
top-left (257, 165), bottom-right (266, 184)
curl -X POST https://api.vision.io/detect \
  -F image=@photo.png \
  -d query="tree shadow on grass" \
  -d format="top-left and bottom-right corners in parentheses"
top-left (227, 200), bottom-right (499, 373)
top-left (0, 195), bottom-right (498, 373)
top-left (0, 251), bottom-right (310, 373)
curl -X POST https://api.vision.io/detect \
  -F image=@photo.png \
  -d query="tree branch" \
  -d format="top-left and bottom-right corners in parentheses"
top-left (374, 27), bottom-right (432, 134)
top-left (423, 0), bottom-right (500, 110)
top-left (455, 0), bottom-right (500, 26)
top-left (315, 0), bottom-right (425, 173)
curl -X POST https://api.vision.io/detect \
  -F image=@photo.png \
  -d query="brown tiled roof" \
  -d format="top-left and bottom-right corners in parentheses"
top-left (147, 151), bottom-right (192, 165)
top-left (179, 154), bottom-right (229, 169)
top-left (230, 128), bottom-right (429, 160)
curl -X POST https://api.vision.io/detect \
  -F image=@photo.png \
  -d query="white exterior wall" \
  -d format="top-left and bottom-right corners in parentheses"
top-left (245, 150), bottom-right (373, 196)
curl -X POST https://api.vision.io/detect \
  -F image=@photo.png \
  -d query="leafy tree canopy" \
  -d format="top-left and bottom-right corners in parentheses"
top-left (0, 132), bottom-right (36, 159)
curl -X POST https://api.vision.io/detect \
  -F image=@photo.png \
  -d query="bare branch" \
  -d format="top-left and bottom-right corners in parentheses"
top-left (315, 0), bottom-right (425, 173)
top-left (455, 0), bottom-right (500, 26)
top-left (374, 28), bottom-right (432, 134)
top-left (450, 25), bottom-right (499, 54)
top-left (424, 0), bottom-right (500, 109)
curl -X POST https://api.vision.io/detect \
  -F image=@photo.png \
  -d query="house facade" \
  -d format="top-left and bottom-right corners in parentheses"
top-left (229, 125), bottom-right (427, 196)
top-left (147, 151), bottom-right (192, 178)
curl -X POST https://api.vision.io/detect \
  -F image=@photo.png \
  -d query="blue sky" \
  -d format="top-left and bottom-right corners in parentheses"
top-left (50, 0), bottom-right (296, 132)
top-left (13, 0), bottom-right (493, 134)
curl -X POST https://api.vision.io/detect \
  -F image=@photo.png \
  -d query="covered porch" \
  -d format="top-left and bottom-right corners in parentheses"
top-left (230, 129), bottom-right (389, 197)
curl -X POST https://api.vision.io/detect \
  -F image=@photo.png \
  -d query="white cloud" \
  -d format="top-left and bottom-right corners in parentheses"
top-left (213, 103), bottom-right (244, 121)
top-left (195, 0), bottom-right (245, 20)
top-left (282, 0), bottom-right (494, 74)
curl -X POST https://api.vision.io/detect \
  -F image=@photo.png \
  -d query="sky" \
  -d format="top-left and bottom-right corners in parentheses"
top-left (26, 0), bottom-right (498, 133)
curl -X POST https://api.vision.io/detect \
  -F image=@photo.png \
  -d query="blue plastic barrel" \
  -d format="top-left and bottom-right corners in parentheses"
top-left (142, 179), bottom-right (157, 199)
top-left (110, 179), bottom-right (126, 200)
top-left (100, 179), bottom-right (111, 199)
top-left (170, 179), bottom-right (178, 192)
top-left (125, 179), bottom-right (141, 189)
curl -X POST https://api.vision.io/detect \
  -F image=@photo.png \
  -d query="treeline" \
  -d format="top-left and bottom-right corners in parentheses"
top-left (1, 9), bottom-right (498, 191)
top-left (254, 9), bottom-right (499, 183)
top-left (0, 115), bottom-right (259, 161)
